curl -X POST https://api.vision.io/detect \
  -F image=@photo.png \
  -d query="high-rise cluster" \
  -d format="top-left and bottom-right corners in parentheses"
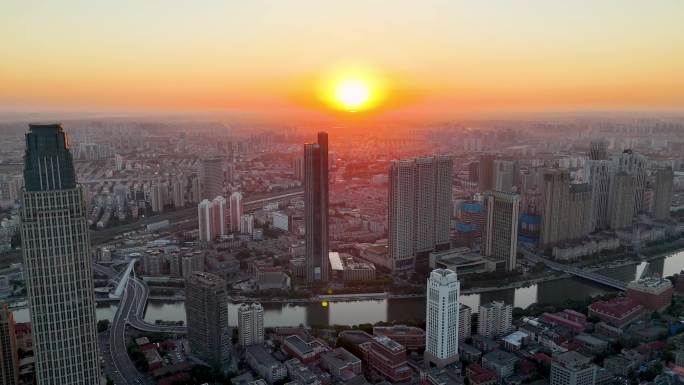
top-left (388, 155), bottom-right (453, 272)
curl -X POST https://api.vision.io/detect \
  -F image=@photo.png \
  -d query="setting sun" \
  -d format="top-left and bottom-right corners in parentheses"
top-left (335, 80), bottom-right (370, 110)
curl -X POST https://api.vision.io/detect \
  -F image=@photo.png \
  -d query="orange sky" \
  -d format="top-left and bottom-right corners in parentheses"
top-left (1, 1), bottom-right (683, 118)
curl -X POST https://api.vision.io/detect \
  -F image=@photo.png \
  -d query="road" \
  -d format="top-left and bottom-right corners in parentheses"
top-left (108, 278), bottom-right (146, 385)
top-left (128, 277), bottom-right (187, 334)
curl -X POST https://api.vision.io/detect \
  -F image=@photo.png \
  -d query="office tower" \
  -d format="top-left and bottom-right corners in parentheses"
top-left (0, 302), bottom-right (18, 385)
top-left (478, 301), bottom-right (513, 337)
top-left (424, 269), bottom-right (460, 368)
top-left (585, 160), bottom-right (611, 231)
top-left (229, 191), bottom-right (243, 233)
top-left (212, 196), bottom-right (227, 237)
top-left (185, 272), bottom-right (231, 369)
top-left (238, 303), bottom-right (265, 347)
top-left (550, 351), bottom-right (596, 385)
top-left (201, 156), bottom-right (224, 200)
top-left (478, 155), bottom-right (495, 192)
top-left (150, 183), bottom-right (164, 213)
top-left (292, 157), bottom-right (304, 182)
top-left (304, 132), bottom-right (329, 283)
top-left (589, 140), bottom-right (608, 161)
top-left (481, 191), bottom-right (520, 272)
top-left (20, 123), bottom-right (101, 384)
top-left (388, 155), bottom-right (453, 272)
top-left (611, 150), bottom-right (647, 213)
top-left (493, 160), bottom-right (517, 193)
top-left (459, 303), bottom-right (472, 342)
top-left (198, 199), bottom-right (214, 242)
top-left (608, 172), bottom-right (635, 230)
top-left (566, 184), bottom-right (592, 240)
top-left (540, 169), bottom-right (570, 247)
top-left (651, 167), bottom-right (674, 220)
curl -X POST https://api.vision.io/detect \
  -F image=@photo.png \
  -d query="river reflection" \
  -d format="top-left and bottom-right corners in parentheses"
top-left (15, 250), bottom-right (684, 326)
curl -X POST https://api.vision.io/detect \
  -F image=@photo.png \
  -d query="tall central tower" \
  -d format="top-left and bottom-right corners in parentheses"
top-left (20, 123), bottom-right (101, 384)
top-left (304, 132), bottom-right (329, 283)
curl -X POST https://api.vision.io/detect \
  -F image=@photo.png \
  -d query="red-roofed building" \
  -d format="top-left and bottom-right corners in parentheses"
top-left (373, 325), bottom-right (425, 351)
top-left (466, 363), bottom-right (497, 385)
top-left (637, 340), bottom-right (667, 360)
top-left (588, 297), bottom-right (645, 328)
top-left (627, 277), bottom-right (673, 312)
top-left (541, 312), bottom-right (586, 333)
top-left (15, 322), bottom-right (32, 351)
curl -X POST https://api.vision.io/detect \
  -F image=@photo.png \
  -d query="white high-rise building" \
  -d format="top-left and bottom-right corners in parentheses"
top-left (238, 303), bottom-right (264, 347)
top-left (389, 155), bottom-right (453, 272)
top-left (478, 301), bottom-right (513, 337)
top-left (424, 269), bottom-right (460, 368)
top-left (230, 191), bottom-right (243, 233)
top-left (481, 191), bottom-right (520, 271)
top-left (20, 124), bottom-right (101, 384)
top-left (150, 183), bottom-right (164, 213)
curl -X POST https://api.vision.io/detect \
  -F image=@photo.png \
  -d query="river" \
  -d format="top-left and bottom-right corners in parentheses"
top-left (12, 249), bottom-right (684, 327)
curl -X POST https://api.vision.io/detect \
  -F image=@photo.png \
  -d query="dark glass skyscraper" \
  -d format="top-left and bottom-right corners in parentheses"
top-left (20, 124), bottom-right (101, 384)
top-left (304, 132), bottom-right (329, 283)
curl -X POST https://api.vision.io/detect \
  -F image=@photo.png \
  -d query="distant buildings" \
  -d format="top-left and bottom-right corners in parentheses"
top-left (201, 156), bottom-right (224, 200)
top-left (493, 159), bottom-right (517, 193)
top-left (608, 172), bottom-right (635, 230)
top-left (478, 301), bottom-right (513, 338)
top-left (481, 190), bottom-right (520, 271)
top-left (611, 149), bottom-right (647, 213)
top-left (540, 169), bottom-right (570, 247)
top-left (20, 124), bottom-right (101, 384)
top-left (589, 140), bottom-right (608, 161)
top-left (550, 351), bottom-right (596, 385)
top-left (230, 191), bottom-right (243, 233)
top-left (0, 302), bottom-right (18, 385)
top-left (478, 155), bottom-right (496, 192)
top-left (651, 167), bottom-right (674, 220)
top-left (238, 303), bottom-right (265, 347)
top-left (185, 272), bottom-right (231, 369)
top-left (425, 269), bottom-right (460, 368)
top-left (197, 196), bottom-right (227, 242)
top-left (304, 132), bottom-right (330, 283)
top-left (585, 160), bottom-right (611, 231)
top-left (388, 155), bottom-right (453, 272)
top-left (567, 183), bottom-right (592, 241)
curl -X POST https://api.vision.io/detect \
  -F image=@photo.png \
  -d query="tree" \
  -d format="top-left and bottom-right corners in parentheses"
top-left (97, 319), bottom-right (110, 333)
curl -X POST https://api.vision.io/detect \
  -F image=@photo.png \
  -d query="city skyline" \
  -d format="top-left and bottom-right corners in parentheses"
top-left (2, 1), bottom-right (684, 119)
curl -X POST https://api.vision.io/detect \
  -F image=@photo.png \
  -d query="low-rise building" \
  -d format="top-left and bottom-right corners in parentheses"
top-left (245, 345), bottom-right (287, 384)
top-left (588, 297), bottom-right (645, 328)
top-left (373, 325), bottom-right (425, 351)
top-left (482, 349), bottom-right (518, 381)
top-left (282, 335), bottom-right (330, 363)
top-left (366, 336), bottom-right (411, 383)
top-left (626, 276), bottom-right (673, 312)
top-left (466, 363), bottom-right (497, 385)
top-left (550, 351), bottom-right (596, 385)
top-left (321, 347), bottom-right (362, 381)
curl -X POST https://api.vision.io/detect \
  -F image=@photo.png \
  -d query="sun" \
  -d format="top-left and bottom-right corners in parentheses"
top-left (335, 80), bottom-right (370, 110)
top-left (317, 64), bottom-right (386, 112)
